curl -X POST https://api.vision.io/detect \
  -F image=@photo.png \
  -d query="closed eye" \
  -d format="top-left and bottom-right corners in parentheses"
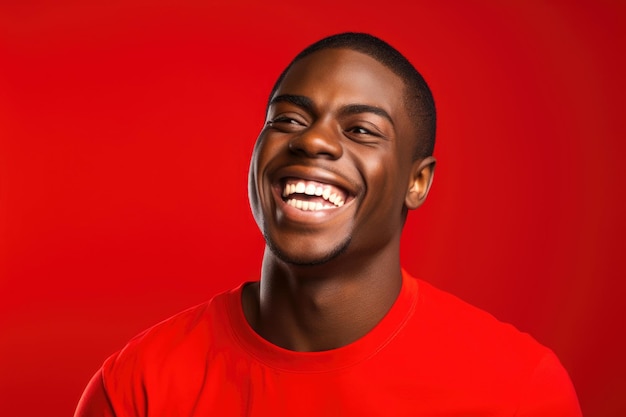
top-left (270, 116), bottom-right (302, 125)
top-left (347, 126), bottom-right (375, 135)
top-left (345, 124), bottom-right (385, 138)
top-left (266, 115), bottom-right (308, 132)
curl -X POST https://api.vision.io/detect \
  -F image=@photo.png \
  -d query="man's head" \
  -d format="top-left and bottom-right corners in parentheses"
top-left (249, 33), bottom-right (436, 267)
top-left (268, 32), bottom-right (436, 160)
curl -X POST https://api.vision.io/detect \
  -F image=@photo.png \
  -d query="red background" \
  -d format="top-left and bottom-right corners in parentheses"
top-left (1, 1), bottom-right (624, 415)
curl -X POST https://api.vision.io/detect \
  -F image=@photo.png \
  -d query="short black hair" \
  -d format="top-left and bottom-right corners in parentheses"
top-left (267, 32), bottom-right (436, 159)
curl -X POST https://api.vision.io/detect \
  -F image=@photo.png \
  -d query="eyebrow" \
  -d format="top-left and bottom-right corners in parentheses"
top-left (340, 104), bottom-right (394, 126)
top-left (269, 94), bottom-right (315, 113)
top-left (269, 94), bottom-right (394, 126)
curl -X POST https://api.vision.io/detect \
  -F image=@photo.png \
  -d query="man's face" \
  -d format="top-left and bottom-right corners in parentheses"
top-left (248, 48), bottom-right (423, 266)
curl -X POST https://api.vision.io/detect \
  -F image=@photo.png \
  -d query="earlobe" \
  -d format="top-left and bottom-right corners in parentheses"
top-left (405, 156), bottom-right (436, 210)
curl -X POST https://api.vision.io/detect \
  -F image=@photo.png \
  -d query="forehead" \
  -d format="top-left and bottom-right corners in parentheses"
top-left (272, 48), bottom-right (408, 119)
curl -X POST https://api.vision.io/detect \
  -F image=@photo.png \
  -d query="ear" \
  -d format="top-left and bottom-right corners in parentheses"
top-left (405, 156), bottom-right (436, 210)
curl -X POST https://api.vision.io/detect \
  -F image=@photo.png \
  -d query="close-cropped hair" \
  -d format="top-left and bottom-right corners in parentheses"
top-left (267, 32), bottom-right (436, 159)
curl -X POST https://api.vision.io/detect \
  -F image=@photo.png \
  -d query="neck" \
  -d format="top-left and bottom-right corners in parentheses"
top-left (242, 245), bottom-right (403, 352)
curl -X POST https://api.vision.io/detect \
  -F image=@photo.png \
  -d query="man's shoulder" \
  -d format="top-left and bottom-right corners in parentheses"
top-left (103, 283), bottom-right (245, 377)
top-left (89, 284), bottom-right (251, 413)
top-left (410, 277), bottom-right (554, 370)
top-left (395, 275), bottom-right (581, 415)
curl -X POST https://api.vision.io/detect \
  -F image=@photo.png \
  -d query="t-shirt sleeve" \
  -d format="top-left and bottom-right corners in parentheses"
top-left (514, 350), bottom-right (582, 417)
top-left (74, 351), bottom-right (147, 417)
top-left (73, 367), bottom-right (117, 417)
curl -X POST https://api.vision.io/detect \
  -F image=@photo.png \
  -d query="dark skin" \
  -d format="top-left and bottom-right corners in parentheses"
top-left (245, 48), bottom-right (436, 352)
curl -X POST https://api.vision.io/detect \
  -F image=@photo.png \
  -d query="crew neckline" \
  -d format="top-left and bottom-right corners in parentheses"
top-left (225, 269), bottom-right (419, 373)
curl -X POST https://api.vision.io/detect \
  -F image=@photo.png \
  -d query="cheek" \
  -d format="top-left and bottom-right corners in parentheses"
top-left (248, 135), bottom-right (273, 217)
top-left (253, 133), bottom-right (285, 169)
top-left (358, 149), bottom-right (409, 218)
top-left (356, 145), bottom-right (402, 192)
top-left (249, 134), bottom-right (288, 209)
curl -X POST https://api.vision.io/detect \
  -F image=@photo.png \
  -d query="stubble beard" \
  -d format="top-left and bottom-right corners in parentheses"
top-left (263, 224), bottom-right (352, 267)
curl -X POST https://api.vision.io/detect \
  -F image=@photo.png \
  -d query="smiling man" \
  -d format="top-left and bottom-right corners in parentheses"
top-left (75, 33), bottom-right (582, 416)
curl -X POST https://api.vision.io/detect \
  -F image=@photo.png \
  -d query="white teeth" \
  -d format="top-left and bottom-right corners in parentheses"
top-left (285, 198), bottom-right (343, 212)
top-left (282, 180), bottom-right (349, 211)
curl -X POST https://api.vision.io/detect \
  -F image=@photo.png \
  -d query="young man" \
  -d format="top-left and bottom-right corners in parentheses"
top-left (75, 33), bottom-right (582, 416)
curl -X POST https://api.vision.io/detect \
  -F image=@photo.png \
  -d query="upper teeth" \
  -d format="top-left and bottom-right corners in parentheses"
top-left (283, 180), bottom-right (346, 210)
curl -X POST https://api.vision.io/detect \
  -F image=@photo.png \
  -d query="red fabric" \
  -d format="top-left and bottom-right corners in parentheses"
top-left (75, 271), bottom-right (582, 416)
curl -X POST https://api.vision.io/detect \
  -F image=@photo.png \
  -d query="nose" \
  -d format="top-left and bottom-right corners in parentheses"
top-left (288, 122), bottom-right (343, 160)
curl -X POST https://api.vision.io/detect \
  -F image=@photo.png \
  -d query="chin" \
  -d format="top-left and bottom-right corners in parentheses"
top-left (264, 231), bottom-right (352, 267)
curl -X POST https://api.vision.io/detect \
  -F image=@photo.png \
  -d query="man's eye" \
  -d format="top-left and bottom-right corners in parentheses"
top-left (347, 126), bottom-right (374, 135)
top-left (270, 117), bottom-right (301, 125)
top-left (266, 116), bottom-right (308, 133)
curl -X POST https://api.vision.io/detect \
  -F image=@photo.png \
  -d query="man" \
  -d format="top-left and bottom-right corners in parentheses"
top-left (75, 32), bottom-right (582, 416)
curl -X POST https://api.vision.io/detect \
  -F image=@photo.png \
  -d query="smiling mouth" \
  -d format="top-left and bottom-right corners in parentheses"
top-left (281, 178), bottom-right (349, 211)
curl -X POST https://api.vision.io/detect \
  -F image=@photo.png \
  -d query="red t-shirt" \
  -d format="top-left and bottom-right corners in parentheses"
top-left (75, 271), bottom-right (582, 416)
